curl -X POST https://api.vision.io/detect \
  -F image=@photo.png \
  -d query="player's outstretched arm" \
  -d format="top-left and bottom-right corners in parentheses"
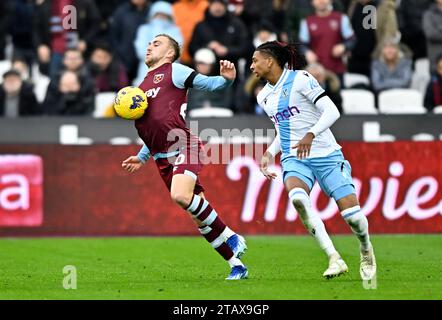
top-left (122, 156), bottom-right (144, 173)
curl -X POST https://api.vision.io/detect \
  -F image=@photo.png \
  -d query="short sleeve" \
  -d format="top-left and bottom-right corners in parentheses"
top-left (171, 63), bottom-right (196, 89)
top-left (340, 15), bottom-right (354, 40)
top-left (298, 19), bottom-right (310, 43)
top-left (296, 71), bottom-right (325, 104)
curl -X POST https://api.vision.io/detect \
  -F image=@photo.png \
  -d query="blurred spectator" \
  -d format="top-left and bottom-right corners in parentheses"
top-left (306, 62), bottom-right (343, 113)
top-left (187, 48), bottom-right (233, 110)
top-left (6, 0), bottom-right (35, 69)
top-left (173, 0), bottom-right (209, 66)
top-left (189, 0), bottom-right (250, 112)
top-left (371, 39), bottom-right (412, 94)
top-left (0, 70), bottom-right (40, 117)
top-left (109, 0), bottom-right (150, 82)
top-left (397, 0), bottom-right (433, 61)
top-left (235, 0), bottom-right (287, 41)
top-left (284, 0), bottom-right (345, 41)
top-left (422, 0), bottom-right (442, 73)
top-left (88, 43), bottom-right (129, 92)
top-left (134, 1), bottom-right (183, 85)
top-left (373, 0), bottom-right (400, 57)
top-left (0, 1), bottom-right (8, 60)
top-left (347, 0), bottom-right (379, 77)
top-left (189, 0), bottom-right (250, 66)
top-left (11, 56), bottom-right (31, 83)
top-left (33, 0), bottom-right (101, 78)
top-left (95, 0), bottom-right (127, 40)
top-left (59, 48), bottom-right (90, 80)
top-left (43, 70), bottom-right (95, 115)
top-left (243, 22), bottom-right (278, 113)
top-left (299, 0), bottom-right (355, 85)
top-left (424, 54), bottom-right (442, 111)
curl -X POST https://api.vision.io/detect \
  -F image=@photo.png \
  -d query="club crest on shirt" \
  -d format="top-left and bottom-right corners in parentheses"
top-left (330, 19), bottom-right (339, 31)
top-left (153, 74), bottom-right (164, 84)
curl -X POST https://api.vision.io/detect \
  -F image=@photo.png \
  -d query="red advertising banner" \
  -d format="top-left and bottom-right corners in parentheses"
top-left (0, 142), bottom-right (441, 236)
top-left (0, 155), bottom-right (43, 227)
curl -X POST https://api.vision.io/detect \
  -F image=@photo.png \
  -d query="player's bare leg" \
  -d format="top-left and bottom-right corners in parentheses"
top-left (171, 174), bottom-right (248, 279)
top-left (337, 194), bottom-right (376, 281)
top-left (285, 176), bottom-right (348, 279)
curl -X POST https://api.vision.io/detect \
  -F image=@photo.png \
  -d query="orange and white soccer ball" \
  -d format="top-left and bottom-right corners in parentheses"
top-left (114, 86), bottom-right (148, 120)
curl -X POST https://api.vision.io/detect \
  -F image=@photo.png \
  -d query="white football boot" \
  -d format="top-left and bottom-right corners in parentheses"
top-left (360, 245), bottom-right (377, 281)
top-left (323, 252), bottom-right (348, 279)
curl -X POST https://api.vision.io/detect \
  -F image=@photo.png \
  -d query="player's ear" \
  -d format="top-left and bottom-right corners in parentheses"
top-left (166, 48), bottom-right (175, 61)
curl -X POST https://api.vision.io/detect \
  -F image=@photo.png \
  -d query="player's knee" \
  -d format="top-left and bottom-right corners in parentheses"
top-left (171, 192), bottom-right (193, 209)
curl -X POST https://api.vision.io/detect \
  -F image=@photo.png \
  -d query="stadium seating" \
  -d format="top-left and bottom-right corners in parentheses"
top-left (341, 89), bottom-right (377, 114)
top-left (410, 58), bottom-right (431, 96)
top-left (343, 73), bottom-right (370, 88)
top-left (0, 60), bottom-right (12, 78)
top-left (94, 92), bottom-right (117, 118)
top-left (433, 105), bottom-right (442, 114)
top-left (33, 75), bottom-right (51, 103)
top-left (189, 107), bottom-right (234, 118)
top-left (412, 133), bottom-right (435, 141)
top-left (378, 89), bottom-right (427, 114)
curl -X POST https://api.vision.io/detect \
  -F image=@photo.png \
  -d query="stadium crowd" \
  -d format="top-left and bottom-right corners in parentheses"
top-left (0, 0), bottom-right (442, 117)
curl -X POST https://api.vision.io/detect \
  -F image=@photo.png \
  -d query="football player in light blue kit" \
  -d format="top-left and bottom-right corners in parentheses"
top-left (250, 41), bottom-right (376, 280)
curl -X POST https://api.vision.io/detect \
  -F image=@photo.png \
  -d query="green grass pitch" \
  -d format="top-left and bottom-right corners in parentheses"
top-left (0, 235), bottom-right (441, 300)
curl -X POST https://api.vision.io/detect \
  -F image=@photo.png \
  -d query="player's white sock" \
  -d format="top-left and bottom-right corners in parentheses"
top-left (289, 188), bottom-right (337, 257)
top-left (341, 205), bottom-right (371, 252)
top-left (227, 256), bottom-right (244, 268)
top-left (221, 226), bottom-right (235, 242)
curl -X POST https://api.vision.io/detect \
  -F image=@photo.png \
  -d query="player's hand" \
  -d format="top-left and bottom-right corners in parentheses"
top-left (305, 50), bottom-right (318, 64)
top-left (122, 156), bottom-right (144, 173)
top-left (292, 132), bottom-right (314, 160)
top-left (260, 151), bottom-right (277, 180)
top-left (332, 44), bottom-right (346, 57)
top-left (220, 60), bottom-right (236, 81)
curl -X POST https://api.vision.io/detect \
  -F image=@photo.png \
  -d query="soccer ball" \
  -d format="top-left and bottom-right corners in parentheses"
top-left (114, 86), bottom-right (148, 120)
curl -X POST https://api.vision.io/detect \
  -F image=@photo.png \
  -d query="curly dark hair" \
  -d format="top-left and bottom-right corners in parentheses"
top-left (256, 41), bottom-right (307, 70)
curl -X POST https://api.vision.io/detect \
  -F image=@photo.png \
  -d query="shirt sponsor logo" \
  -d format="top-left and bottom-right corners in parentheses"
top-left (270, 106), bottom-right (300, 124)
top-left (145, 87), bottom-right (161, 98)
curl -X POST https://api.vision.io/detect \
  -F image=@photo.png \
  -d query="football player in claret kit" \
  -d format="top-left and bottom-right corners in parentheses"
top-left (121, 34), bottom-right (248, 280)
top-left (251, 41), bottom-right (376, 280)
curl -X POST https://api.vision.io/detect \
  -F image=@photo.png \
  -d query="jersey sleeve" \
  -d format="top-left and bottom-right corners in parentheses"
top-left (296, 71), bottom-right (325, 104)
top-left (171, 63), bottom-right (196, 89)
top-left (171, 62), bottom-right (233, 91)
top-left (137, 144), bottom-right (151, 163)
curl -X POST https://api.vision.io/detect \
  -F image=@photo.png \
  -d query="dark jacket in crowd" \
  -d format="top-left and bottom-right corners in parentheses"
top-left (189, 9), bottom-right (250, 65)
top-left (87, 60), bottom-right (128, 93)
top-left (0, 83), bottom-right (41, 116)
top-left (33, 0), bottom-right (101, 50)
top-left (0, 1), bottom-right (8, 60)
top-left (6, 0), bottom-right (34, 52)
top-left (424, 74), bottom-right (442, 111)
top-left (109, 1), bottom-right (150, 81)
top-left (397, 0), bottom-right (433, 59)
top-left (43, 81), bottom-right (95, 115)
top-left (347, 0), bottom-right (378, 76)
